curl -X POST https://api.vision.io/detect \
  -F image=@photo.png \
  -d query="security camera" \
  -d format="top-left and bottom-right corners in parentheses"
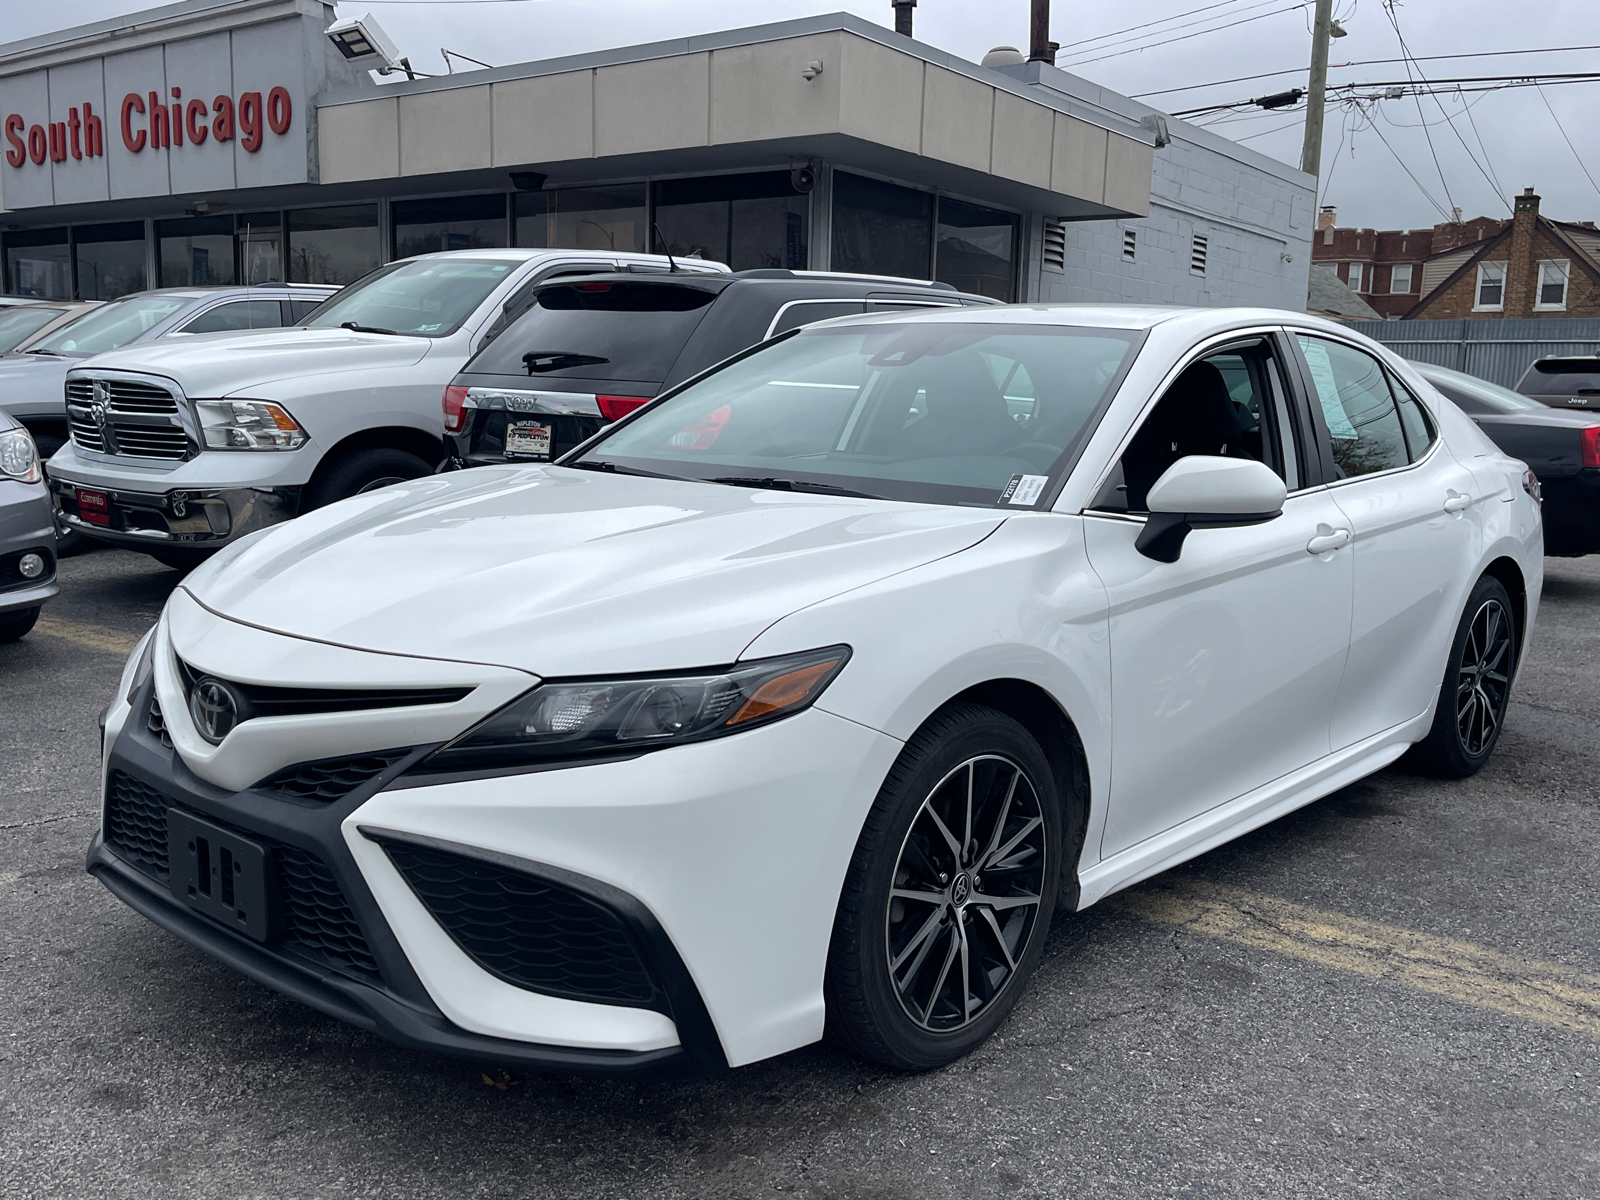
top-left (790, 164), bottom-right (816, 194)
top-left (510, 172), bottom-right (547, 192)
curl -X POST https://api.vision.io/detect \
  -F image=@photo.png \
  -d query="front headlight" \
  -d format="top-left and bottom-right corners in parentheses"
top-left (413, 645), bottom-right (851, 776)
top-left (195, 400), bottom-right (307, 450)
top-left (0, 428), bottom-right (41, 482)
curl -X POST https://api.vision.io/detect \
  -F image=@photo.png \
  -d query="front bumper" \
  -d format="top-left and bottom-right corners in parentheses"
top-left (0, 480), bottom-right (59, 614)
top-left (50, 475), bottom-right (300, 550)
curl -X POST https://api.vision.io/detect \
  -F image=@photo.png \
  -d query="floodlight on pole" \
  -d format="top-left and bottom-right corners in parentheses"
top-left (326, 14), bottom-right (415, 80)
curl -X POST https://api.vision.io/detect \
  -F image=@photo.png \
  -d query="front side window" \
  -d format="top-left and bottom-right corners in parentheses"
top-left (30, 295), bottom-right (187, 356)
top-left (176, 300), bottom-right (285, 336)
top-left (1296, 335), bottom-right (1409, 478)
top-left (1475, 261), bottom-right (1506, 310)
top-left (302, 258), bottom-right (516, 337)
top-left (1536, 260), bottom-right (1571, 310)
top-left (579, 322), bottom-right (1140, 508)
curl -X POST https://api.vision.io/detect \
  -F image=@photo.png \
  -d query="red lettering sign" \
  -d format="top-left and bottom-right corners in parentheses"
top-left (3, 114), bottom-right (23, 168)
top-left (27, 124), bottom-right (45, 166)
top-left (185, 98), bottom-right (208, 146)
top-left (238, 92), bottom-right (262, 152)
top-left (120, 93), bottom-right (146, 152)
top-left (212, 95), bottom-right (234, 142)
top-left (267, 87), bottom-right (292, 136)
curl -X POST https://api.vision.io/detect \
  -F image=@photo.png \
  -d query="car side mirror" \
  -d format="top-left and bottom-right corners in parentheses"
top-left (1135, 456), bottom-right (1287, 562)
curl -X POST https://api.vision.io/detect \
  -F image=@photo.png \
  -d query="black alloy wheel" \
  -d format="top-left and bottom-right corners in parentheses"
top-left (1405, 574), bottom-right (1518, 778)
top-left (826, 702), bottom-right (1063, 1070)
top-left (887, 755), bottom-right (1048, 1033)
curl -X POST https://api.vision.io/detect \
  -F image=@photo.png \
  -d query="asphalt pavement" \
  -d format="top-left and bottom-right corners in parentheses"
top-left (2, 545), bottom-right (1597, 1199)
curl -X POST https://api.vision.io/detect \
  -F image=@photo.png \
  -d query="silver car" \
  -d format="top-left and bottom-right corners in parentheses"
top-left (0, 413), bottom-right (57, 641)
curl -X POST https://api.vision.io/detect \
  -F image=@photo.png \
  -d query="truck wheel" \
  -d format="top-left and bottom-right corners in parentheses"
top-left (304, 448), bottom-right (432, 512)
top-left (0, 606), bottom-right (41, 642)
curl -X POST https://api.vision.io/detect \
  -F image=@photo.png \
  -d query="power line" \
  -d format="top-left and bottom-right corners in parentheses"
top-left (1171, 71), bottom-right (1600, 116)
top-left (1061, 0), bottom-right (1278, 51)
top-left (1382, 0), bottom-right (1455, 214)
top-left (1061, 4), bottom-right (1311, 68)
top-left (1533, 80), bottom-right (1600, 204)
top-left (1131, 43), bottom-right (1600, 100)
top-left (1366, 113), bottom-right (1453, 220)
top-left (1061, 0), bottom-right (1294, 59)
top-left (1458, 84), bottom-right (1506, 199)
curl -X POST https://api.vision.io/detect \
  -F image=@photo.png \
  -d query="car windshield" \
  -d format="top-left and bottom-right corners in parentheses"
top-left (30, 296), bottom-right (187, 355)
top-left (0, 305), bottom-right (65, 353)
top-left (302, 258), bottom-right (517, 337)
top-left (579, 321), bottom-right (1142, 508)
top-left (1420, 366), bottom-right (1547, 414)
top-left (1520, 359), bottom-right (1600, 396)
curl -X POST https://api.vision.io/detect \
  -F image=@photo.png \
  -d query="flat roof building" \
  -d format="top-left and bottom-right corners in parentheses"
top-left (0, 0), bottom-right (1314, 310)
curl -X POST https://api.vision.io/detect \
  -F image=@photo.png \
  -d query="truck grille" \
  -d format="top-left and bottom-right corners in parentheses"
top-left (66, 376), bottom-right (190, 460)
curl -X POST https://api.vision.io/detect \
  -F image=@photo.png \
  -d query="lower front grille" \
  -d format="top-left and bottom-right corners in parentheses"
top-left (102, 770), bottom-right (379, 979)
top-left (377, 837), bottom-right (661, 1008)
top-left (67, 413), bottom-right (106, 453)
top-left (109, 423), bottom-right (189, 460)
top-left (257, 749), bottom-right (412, 802)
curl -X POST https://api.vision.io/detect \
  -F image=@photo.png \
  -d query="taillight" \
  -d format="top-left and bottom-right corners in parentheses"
top-left (442, 385), bottom-right (470, 433)
top-left (597, 395), bottom-right (651, 422)
top-left (1582, 424), bottom-right (1600, 469)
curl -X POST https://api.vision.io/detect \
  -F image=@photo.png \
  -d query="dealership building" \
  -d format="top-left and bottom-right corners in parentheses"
top-left (0, 0), bottom-right (1315, 310)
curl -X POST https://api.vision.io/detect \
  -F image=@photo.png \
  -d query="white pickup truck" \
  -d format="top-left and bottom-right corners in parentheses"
top-left (48, 248), bottom-right (725, 567)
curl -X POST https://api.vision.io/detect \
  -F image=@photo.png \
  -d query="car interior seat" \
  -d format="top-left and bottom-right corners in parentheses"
top-left (1121, 359), bottom-right (1252, 511)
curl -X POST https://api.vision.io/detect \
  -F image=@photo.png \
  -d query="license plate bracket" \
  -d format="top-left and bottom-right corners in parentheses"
top-left (167, 809), bottom-right (276, 942)
top-left (504, 420), bottom-right (553, 459)
top-left (74, 487), bottom-right (111, 526)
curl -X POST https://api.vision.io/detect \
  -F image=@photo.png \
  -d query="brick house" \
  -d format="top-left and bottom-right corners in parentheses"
top-left (1309, 190), bottom-right (1600, 320)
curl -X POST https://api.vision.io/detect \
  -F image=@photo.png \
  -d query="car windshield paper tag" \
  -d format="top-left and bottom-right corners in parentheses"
top-left (1000, 474), bottom-right (1048, 506)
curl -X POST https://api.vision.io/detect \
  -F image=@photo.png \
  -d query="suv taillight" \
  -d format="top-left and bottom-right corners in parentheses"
top-left (442, 385), bottom-right (470, 433)
top-left (1583, 425), bottom-right (1600, 469)
top-left (597, 395), bottom-right (651, 422)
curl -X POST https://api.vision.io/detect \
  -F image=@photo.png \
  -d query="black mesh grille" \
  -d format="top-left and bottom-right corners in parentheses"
top-left (146, 698), bottom-right (172, 749)
top-left (105, 771), bottom-right (170, 881)
top-left (257, 750), bottom-right (411, 802)
top-left (274, 846), bottom-right (381, 977)
top-left (0, 547), bottom-right (54, 593)
top-left (379, 839), bottom-right (659, 1007)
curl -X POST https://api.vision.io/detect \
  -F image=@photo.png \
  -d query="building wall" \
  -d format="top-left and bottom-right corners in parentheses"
top-left (1414, 225), bottom-right (1600, 321)
top-left (1310, 218), bottom-right (1503, 319)
top-left (1036, 124), bottom-right (1313, 310)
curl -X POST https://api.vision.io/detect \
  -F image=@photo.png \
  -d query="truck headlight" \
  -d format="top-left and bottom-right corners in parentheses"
top-left (412, 645), bottom-right (851, 776)
top-left (195, 400), bottom-right (307, 450)
top-left (0, 428), bottom-right (41, 482)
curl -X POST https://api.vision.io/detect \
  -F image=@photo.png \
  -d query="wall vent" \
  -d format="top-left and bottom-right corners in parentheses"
top-left (1042, 219), bottom-right (1067, 272)
top-left (1122, 228), bottom-right (1137, 261)
top-left (1190, 234), bottom-right (1209, 275)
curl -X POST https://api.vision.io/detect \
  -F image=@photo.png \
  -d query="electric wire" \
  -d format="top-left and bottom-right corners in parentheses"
top-left (1060, 4), bottom-right (1312, 68)
top-left (1458, 85), bottom-right (1506, 199)
top-left (1379, 1), bottom-right (1455, 214)
top-left (1365, 112), bottom-right (1453, 220)
top-left (1533, 80), bottom-right (1600, 204)
top-left (1060, 0), bottom-right (1298, 60)
top-left (1061, 0), bottom-right (1283, 51)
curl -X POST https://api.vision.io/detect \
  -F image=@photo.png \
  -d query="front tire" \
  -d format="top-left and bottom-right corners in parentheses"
top-left (1404, 575), bottom-right (1518, 778)
top-left (0, 606), bottom-right (41, 642)
top-left (303, 448), bottom-right (432, 512)
top-left (825, 703), bottom-right (1062, 1070)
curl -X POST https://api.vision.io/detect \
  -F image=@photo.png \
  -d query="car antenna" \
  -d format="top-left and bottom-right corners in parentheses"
top-left (652, 223), bottom-right (679, 273)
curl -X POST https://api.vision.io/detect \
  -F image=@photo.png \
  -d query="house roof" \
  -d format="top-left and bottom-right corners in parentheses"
top-left (1308, 265), bottom-right (1380, 321)
top-left (1407, 215), bottom-right (1600, 318)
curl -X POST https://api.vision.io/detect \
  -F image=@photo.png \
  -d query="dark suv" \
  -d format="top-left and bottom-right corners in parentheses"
top-left (442, 270), bottom-right (998, 467)
top-left (1515, 356), bottom-right (1600, 410)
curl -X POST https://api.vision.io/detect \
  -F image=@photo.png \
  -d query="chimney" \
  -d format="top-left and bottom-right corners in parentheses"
top-left (1504, 187), bottom-right (1543, 316)
top-left (1317, 206), bottom-right (1337, 230)
top-left (891, 0), bottom-right (915, 37)
top-left (1515, 186), bottom-right (1541, 218)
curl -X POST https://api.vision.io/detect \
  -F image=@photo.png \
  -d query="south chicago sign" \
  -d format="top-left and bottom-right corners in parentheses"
top-left (0, 18), bottom-right (314, 209)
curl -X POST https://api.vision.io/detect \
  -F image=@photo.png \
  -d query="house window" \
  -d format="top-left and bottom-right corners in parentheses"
top-left (1474, 261), bottom-right (1506, 311)
top-left (1189, 234), bottom-right (1208, 275)
top-left (1389, 263), bottom-right (1413, 295)
top-left (1536, 260), bottom-right (1571, 310)
top-left (1122, 228), bottom-right (1137, 261)
top-left (1346, 262), bottom-right (1363, 292)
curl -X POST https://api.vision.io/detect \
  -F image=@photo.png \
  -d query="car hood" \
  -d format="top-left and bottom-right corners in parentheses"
top-left (0, 352), bottom-right (73, 409)
top-left (183, 465), bottom-right (1006, 676)
top-left (75, 327), bottom-right (431, 396)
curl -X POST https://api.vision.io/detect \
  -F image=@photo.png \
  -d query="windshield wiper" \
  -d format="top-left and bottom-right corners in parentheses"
top-left (707, 475), bottom-right (879, 499)
top-left (341, 321), bottom-right (403, 336)
top-left (523, 350), bottom-right (610, 375)
top-left (23, 348), bottom-right (63, 357)
top-left (566, 459), bottom-right (688, 481)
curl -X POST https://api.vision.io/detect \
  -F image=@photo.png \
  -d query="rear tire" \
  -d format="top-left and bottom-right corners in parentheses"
top-left (824, 702), bottom-right (1062, 1070)
top-left (303, 448), bottom-right (432, 512)
top-left (1403, 575), bottom-right (1517, 778)
top-left (0, 606), bottom-right (41, 642)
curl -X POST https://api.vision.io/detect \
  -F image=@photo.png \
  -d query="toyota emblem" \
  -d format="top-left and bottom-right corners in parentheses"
top-left (189, 678), bottom-right (243, 744)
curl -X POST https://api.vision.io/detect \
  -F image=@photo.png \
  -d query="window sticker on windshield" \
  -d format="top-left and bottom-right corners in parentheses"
top-left (1000, 474), bottom-right (1048, 506)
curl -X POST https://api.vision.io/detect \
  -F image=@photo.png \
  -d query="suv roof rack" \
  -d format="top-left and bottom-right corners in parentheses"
top-left (733, 269), bottom-right (957, 290)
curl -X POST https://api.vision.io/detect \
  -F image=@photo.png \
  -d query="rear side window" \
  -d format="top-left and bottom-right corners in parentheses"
top-left (177, 300), bottom-right (284, 335)
top-left (464, 281), bottom-right (717, 382)
top-left (1389, 376), bottom-right (1437, 460)
top-left (1518, 360), bottom-right (1600, 397)
top-left (1296, 334), bottom-right (1409, 478)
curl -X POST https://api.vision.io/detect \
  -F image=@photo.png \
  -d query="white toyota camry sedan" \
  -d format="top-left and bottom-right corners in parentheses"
top-left (92, 305), bottom-right (1542, 1076)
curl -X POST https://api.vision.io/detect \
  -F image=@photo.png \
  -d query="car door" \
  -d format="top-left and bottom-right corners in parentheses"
top-left (1083, 331), bottom-right (1355, 857)
top-left (1288, 332), bottom-right (1481, 750)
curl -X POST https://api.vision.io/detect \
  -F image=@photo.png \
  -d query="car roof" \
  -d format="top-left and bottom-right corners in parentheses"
top-left (395, 247), bottom-right (729, 272)
top-left (779, 302), bottom-right (1355, 335)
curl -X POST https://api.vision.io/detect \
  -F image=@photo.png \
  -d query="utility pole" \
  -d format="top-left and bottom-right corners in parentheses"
top-left (1299, 0), bottom-right (1335, 177)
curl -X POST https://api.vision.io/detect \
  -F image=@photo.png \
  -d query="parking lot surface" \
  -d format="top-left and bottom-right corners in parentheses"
top-left (2, 546), bottom-right (1597, 1200)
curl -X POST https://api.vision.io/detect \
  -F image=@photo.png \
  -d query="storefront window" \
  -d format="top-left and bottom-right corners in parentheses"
top-left (158, 216), bottom-right (236, 288)
top-left (515, 185), bottom-right (647, 253)
top-left (3, 229), bottom-right (71, 299)
top-left (393, 194), bottom-right (507, 260)
top-left (935, 197), bottom-right (1018, 301)
top-left (831, 172), bottom-right (932, 282)
top-left (653, 172), bottom-right (808, 271)
top-left (289, 205), bottom-right (381, 285)
top-left (239, 213), bottom-right (283, 284)
top-left (75, 223), bottom-right (147, 300)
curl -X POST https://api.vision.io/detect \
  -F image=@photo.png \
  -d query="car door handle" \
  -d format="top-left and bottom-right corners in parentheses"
top-left (1443, 492), bottom-right (1472, 513)
top-left (1306, 528), bottom-right (1352, 555)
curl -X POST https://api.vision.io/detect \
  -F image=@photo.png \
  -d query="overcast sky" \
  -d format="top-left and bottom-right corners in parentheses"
top-left (10, 0), bottom-right (1600, 233)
